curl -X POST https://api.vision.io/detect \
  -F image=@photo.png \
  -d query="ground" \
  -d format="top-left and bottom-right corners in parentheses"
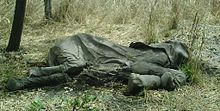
top-left (0, 20), bottom-right (220, 111)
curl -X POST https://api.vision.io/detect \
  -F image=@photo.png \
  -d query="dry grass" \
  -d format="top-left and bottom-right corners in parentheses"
top-left (1, 0), bottom-right (220, 42)
top-left (0, 0), bottom-right (220, 110)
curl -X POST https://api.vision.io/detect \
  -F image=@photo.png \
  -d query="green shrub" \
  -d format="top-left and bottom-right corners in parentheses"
top-left (180, 57), bottom-right (203, 84)
top-left (29, 97), bottom-right (45, 111)
top-left (73, 92), bottom-right (98, 111)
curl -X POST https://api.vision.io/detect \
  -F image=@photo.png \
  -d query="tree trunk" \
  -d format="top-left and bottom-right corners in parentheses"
top-left (6, 0), bottom-right (26, 52)
top-left (44, 0), bottom-right (52, 19)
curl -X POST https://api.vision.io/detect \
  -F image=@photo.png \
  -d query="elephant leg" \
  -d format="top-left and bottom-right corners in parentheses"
top-left (7, 73), bottom-right (71, 91)
top-left (125, 73), bottom-right (161, 96)
top-left (161, 69), bottom-right (186, 91)
top-left (29, 65), bottom-right (66, 77)
top-left (131, 62), bottom-right (166, 76)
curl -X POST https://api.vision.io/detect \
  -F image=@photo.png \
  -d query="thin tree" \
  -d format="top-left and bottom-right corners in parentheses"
top-left (44, 0), bottom-right (52, 19)
top-left (6, 0), bottom-right (26, 52)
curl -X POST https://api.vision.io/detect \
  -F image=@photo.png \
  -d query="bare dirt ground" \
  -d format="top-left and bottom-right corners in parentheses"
top-left (0, 21), bottom-right (220, 111)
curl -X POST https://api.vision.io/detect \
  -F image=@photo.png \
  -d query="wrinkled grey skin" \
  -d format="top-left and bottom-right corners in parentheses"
top-left (7, 33), bottom-right (189, 95)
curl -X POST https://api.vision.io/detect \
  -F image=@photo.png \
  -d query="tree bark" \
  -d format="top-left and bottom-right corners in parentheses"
top-left (44, 0), bottom-right (52, 19)
top-left (6, 0), bottom-right (26, 52)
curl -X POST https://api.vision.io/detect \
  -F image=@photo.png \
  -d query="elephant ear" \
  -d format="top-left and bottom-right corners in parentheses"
top-left (129, 42), bottom-right (152, 51)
